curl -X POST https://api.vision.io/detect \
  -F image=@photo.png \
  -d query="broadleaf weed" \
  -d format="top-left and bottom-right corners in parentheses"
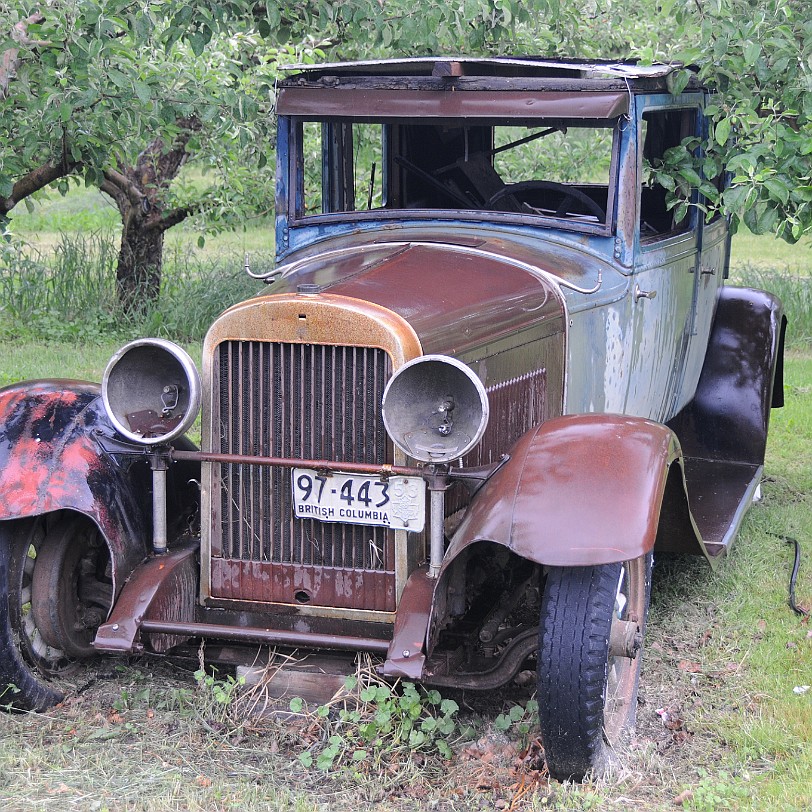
top-left (292, 661), bottom-right (460, 775)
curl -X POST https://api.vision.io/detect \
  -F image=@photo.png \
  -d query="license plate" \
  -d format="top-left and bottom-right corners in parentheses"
top-left (292, 468), bottom-right (425, 533)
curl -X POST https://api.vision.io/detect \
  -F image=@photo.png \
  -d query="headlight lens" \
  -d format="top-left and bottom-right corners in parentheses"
top-left (382, 354), bottom-right (489, 464)
top-left (102, 338), bottom-right (201, 445)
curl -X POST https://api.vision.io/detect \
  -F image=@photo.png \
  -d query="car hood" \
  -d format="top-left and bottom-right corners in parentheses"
top-left (261, 237), bottom-right (567, 356)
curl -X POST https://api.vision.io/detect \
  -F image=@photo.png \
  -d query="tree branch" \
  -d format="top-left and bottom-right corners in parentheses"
top-left (151, 203), bottom-right (200, 233)
top-left (102, 168), bottom-right (145, 208)
top-left (0, 160), bottom-right (78, 215)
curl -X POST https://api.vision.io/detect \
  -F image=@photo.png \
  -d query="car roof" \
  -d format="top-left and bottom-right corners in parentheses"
top-left (279, 56), bottom-right (697, 85)
top-left (276, 58), bottom-right (702, 120)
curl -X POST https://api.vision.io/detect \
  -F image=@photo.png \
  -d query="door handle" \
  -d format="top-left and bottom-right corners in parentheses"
top-left (634, 284), bottom-right (657, 302)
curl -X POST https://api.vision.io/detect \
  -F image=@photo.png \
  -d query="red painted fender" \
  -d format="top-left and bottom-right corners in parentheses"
top-left (443, 414), bottom-right (684, 569)
top-left (0, 380), bottom-right (200, 597)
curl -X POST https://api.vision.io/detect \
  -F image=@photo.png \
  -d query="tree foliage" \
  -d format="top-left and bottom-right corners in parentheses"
top-left (0, 2), bottom-right (315, 305)
top-left (633, 0), bottom-right (812, 241)
top-left (2, 0), bottom-right (812, 303)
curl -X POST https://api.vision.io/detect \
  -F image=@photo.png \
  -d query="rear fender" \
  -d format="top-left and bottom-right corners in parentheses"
top-left (0, 380), bottom-right (200, 596)
top-left (668, 286), bottom-right (786, 465)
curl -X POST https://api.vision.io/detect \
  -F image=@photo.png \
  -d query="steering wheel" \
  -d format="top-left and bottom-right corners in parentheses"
top-left (487, 180), bottom-right (607, 221)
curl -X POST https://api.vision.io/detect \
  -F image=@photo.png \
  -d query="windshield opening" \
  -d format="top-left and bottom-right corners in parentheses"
top-left (294, 118), bottom-right (617, 230)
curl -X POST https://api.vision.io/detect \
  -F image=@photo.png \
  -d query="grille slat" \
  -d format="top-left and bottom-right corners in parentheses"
top-left (212, 340), bottom-right (395, 610)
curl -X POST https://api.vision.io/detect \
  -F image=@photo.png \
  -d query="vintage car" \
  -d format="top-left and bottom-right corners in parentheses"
top-left (0, 58), bottom-right (785, 781)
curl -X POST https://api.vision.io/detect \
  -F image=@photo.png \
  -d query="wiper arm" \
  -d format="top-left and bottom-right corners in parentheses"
top-left (491, 126), bottom-right (565, 156)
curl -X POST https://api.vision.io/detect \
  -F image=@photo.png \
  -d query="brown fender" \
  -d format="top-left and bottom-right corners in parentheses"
top-left (0, 380), bottom-right (200, 597)
top-left (443, 414), bottom-right (684, 569)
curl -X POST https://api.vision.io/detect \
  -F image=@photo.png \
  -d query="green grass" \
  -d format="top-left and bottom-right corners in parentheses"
top-left (0, 353), bottom-right (808, 810)
top-left (0, 232), bottom-right (267, 343)
top-left (640, 351), bottom-right (812, 811)
top-left (0, 341), bottom-right (202, 391)
top-left (6, 183), bottom-right (274, 255)
top-left (10, 185), bottom-right (119, 234)
top-left (730, 227), bottom-right (812, 274)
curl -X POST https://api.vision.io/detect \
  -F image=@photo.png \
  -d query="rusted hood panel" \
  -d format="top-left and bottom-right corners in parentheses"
top-left (445, 414), bottom-right (684, 567)
top-left (264, 240), bottom-right (565, 356)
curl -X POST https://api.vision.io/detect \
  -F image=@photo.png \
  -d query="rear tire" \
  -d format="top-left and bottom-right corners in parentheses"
top-left (0, 515), bottom-right (111, 711)
top-left (537, 555), bottom-right (651, 781)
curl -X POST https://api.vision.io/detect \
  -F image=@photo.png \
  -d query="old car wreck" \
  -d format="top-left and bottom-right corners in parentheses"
top-left (0, 58), bottom-right (785, 781)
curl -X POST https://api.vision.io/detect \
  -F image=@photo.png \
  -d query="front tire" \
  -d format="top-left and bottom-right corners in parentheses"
top-left (0, 515), bottom-right (112, 711)
top-left (538, 555), bottom-right (651, 781)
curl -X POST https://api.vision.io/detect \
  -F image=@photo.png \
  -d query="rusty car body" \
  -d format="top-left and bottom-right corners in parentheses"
top-left (0, 58), bottom-right (785, 781)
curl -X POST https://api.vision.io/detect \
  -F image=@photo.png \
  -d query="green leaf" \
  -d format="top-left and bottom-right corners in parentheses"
top-left (715, 118), bottom-right (732, 146)
top-left (134, 81), bottom-right (151, 104)
top-left (420, 716), bottom-right (437, 732)
top-left (316, 753), bottom-right (335, 771)
top-left (764, 177), bottom-right (790, 206)
top-left (678, 167), bottom-right (703, 187)
top-left (509, 704), bottom-right (524, 722)
top-left (106, 68), bottom-right (128, 88)
top-left (744, 42), bottom-right (761, 65)
top-left (668, 69), bottom-right (691, 96)
top-left (494, 713), bottom-right (511, 732)
top-left (188, 32), bottom-right (206, 57)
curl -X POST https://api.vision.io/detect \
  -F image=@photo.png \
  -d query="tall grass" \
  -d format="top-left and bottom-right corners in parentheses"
top-left (2, 231), bottom-right (810, 349)
top-left (0, 232), bottom-right (268, 342)
top-left (730, 265), bottom-right (812, 349)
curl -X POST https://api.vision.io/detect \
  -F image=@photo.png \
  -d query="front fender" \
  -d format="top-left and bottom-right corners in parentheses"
top-left (0, 380), bottom-right (200, 596)
top-left (444, 414), bottom-right (683, 569)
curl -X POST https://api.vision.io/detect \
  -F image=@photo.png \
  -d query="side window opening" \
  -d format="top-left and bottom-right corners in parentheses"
top-left (640, 109), bottom-right (697, 239)
top-left (301, 122), bottom-right (384, 215)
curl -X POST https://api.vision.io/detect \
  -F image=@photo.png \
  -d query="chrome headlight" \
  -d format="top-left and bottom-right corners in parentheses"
top-left (102, 338), bottom-right (201, 445)
top-left (381, 354), bottom-right (489, 464)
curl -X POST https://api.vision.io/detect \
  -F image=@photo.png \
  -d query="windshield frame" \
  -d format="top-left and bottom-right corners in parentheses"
top-left (282, 114), bottom-right (622, 237)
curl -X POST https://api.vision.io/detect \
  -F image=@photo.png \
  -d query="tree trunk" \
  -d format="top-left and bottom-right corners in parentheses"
top-left (100, 117), bottom-right (200, 313)
top-left (116, 218), bottom-right (165, 313)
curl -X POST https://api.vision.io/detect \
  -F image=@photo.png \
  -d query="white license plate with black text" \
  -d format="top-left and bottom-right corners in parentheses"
top-left (292, 468), bottom-right (425, 532)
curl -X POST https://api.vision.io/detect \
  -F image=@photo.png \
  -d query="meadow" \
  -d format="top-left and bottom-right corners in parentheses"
top-left (0, 188), bottom-right (810, 810)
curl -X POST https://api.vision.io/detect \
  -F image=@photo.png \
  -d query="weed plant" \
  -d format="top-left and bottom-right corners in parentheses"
top-left (236, 654), bottom-right (461, 776)
top-left (0, 232), bottom-right (267, 343)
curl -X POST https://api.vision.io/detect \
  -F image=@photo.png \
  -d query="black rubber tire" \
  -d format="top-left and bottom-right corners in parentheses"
top-left (538, 556), bottom-right (651, 782)
top-left (0, 515), bottom-right (110, 712)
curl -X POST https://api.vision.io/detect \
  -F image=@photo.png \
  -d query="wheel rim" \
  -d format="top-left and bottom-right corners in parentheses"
top-left (31, 519), bottom-right (112, 661)
top-left (603, 555), bottom-right (648, 742)
top-left (13, 517), bottom-right (112, 676)
top-left (15, 524), bottom-right (74, 676)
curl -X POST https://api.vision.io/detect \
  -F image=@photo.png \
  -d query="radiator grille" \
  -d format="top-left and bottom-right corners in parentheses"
top-left (211, 341), bottom-right (396, 610)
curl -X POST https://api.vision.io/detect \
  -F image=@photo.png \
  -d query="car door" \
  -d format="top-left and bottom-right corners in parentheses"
top-left (625, 102), bottom-right (703, 422)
